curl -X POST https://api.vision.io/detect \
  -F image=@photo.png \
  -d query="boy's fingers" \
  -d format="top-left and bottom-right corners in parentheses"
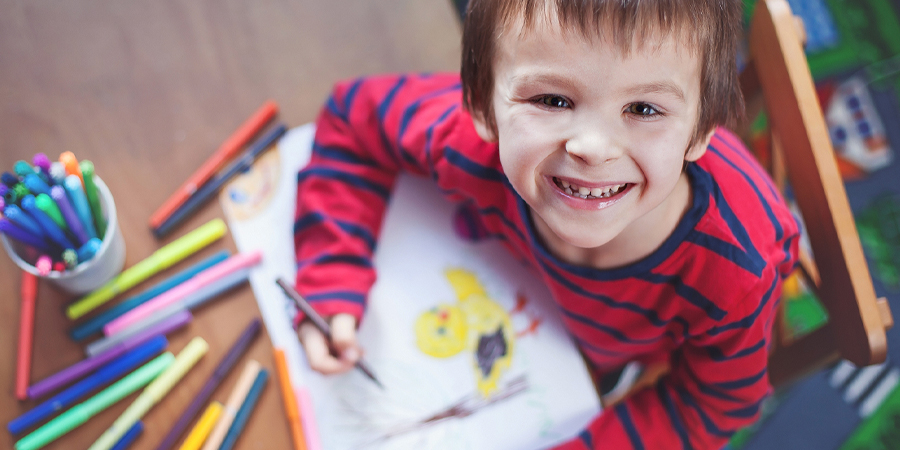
top-left (330, 314), bottom-right (361, 363)
top-left (297, 321), bottom-right (354, 374)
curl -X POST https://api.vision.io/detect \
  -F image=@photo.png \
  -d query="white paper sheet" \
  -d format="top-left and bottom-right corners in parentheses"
top-left (222, 124), bottom-right (601, 450)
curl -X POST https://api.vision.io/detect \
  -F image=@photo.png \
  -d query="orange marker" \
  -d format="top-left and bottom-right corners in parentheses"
top-left (149, 100), bottom-right (278, 229)
top-left (273, 348), bottom-right (307, 450)
top-left (59, 151), bottom-right (84, 187)
top-left (16, 271), bottom-right (37, 400)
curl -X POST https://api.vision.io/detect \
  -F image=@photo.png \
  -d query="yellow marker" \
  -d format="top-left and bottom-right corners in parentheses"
top-left (201, 360), bottom-right (261, 450)
top-left (67, 219), bottom-right (227, 319)
top-left (89, 337), bottom-right (209, 450)
top-left (179, 401), bottom-right (224, 450)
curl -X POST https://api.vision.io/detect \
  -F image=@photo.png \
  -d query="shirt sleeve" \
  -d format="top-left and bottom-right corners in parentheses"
top-left (553, 266), bottom-right (790, 450)
top-left (293, 73), bottom-right (464, 327)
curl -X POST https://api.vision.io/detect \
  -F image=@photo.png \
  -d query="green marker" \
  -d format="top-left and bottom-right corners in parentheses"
top-left (89, 337), bottom-right (208, 450)
top-left (13, 183), bottom-right (30, 201)
top-left (66, 218), bottom-right (227, 319)
top-left (15, 352), bottom-right (174, 450)
top-left (35, 193), bottom-right (67, 230)
top-left (80, 160), bottom-right (106, 238)
top-left (62, 249), bottom-right (79, 269)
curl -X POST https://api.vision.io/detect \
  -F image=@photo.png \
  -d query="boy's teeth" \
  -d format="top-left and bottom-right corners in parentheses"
top-left (555, 178), bottom-right (626, 199)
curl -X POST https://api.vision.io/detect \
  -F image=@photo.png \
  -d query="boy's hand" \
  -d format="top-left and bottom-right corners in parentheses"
top-left (297, 313), bottom-right (362, 375)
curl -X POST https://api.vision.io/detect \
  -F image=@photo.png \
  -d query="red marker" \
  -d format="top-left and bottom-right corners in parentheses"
top-left (16, 271), bottom-right (37, 400)
top-left (149, 100), bottom-right (278, 230)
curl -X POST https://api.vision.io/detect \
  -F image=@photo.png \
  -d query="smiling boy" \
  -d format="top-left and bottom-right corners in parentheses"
top-left (292, 0), bottom-right (799, 449)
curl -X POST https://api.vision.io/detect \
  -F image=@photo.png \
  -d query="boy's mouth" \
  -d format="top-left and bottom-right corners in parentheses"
top-left (552, 177), bottom-right (630, 200)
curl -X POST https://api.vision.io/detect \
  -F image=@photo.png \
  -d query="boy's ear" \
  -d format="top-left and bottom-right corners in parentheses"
top-left (685, 128), bottom-right (716, 162)
top-left (470, 111), bottom-right (498, 143)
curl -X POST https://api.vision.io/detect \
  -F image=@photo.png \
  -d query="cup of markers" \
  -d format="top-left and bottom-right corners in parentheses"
top-left (0, 152), bottom-right (126, 294)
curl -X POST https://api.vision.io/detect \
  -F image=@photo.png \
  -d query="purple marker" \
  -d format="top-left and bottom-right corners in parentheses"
top-left (51, 185), bottom-right (88, 245)
top-left (27, 312), bottom-right (190, 399)
top-left (33, 153), bottom-right (53, 185)
top-left (0, 218), bottom-right (53, 254)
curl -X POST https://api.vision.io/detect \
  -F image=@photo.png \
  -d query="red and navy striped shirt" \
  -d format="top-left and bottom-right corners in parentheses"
top-left (293, 73), bottom-right (800, 449)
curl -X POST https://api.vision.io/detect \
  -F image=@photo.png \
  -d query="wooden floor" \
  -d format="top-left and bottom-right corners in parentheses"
top-left (0, 1), bottom-right (461, 448)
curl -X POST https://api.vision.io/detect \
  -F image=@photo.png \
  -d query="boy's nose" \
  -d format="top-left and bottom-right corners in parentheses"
top-left (564, 130), bottom-right (623, 166)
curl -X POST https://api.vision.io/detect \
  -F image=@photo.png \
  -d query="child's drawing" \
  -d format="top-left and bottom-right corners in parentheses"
top-left (223, 125), bottom-right (601, 450)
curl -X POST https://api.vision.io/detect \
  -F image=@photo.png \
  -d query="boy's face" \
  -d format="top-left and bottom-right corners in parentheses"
top-left (472, 18), bottom-right (712, 266)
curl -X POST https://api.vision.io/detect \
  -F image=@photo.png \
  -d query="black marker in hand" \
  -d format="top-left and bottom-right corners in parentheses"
top-left (276, 277), bottom-right (385, 390)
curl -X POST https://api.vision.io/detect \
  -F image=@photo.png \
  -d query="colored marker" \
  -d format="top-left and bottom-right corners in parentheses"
top-left (273, 347), bottom-right (308, 450)
top-left (219, 369), bottom-right (269, 450)
top-left (60, 151), bottom-right (84, 186)
top-left (89, 337), bottom-right (209, 450)
top-left (23, 173), bottom-right (51, 197)
top-left (0, 217), bottom-right (54, 254)
top-left (8, 336), bottom-right (167, 435)
top-left (178, 402), bottom-right (223, 450)
top-left (66, 218), bottom-right (227, 319)
top-left (35, 255), bottom-right (52, 276)
top-left (156, 319), bottom-right (261, 450)
top-left (154, 123), bottom-right (287, 238)
top-left (295, 387), bottom-right (321, 450)
top-left (2, 185), bottom-right (18, 205)
top-left (35, 193), bottom-right (66, 230)
top-left (3, 204), bottom-right (47, 239)
top-left (29, 329), bottom-right (174, 399)
top-left (63, 175), bottom-right (98, 240)
top-left (32, 153), bottom-right (52, 185)
top-left (81, 160), bottom-right (106, 237)
top-left (77, 237), bottom-right (102, 262)
top-left (110, 421), bottom-right (143, 450)
top-left (49, 162), bottom-right (67, 186)
top-left (105, 250), bottom-right (261, 335)
top-left (13, 182), bottom-right (30, 200)
top-left (53, 261), bottom-right (66, 273)
top-left (2, 171), bottom-right (20, 187)
top-left (63, 249), bottom-right (79, 269)
top-left (21, 195), bottom-right (75, 248)
top-left (86, 310), bottom-right (192, 357)
top-left (201, 360), bottom-right (261, 450)
top-left (51, 185), bottom-right (89, 245)
top-left (14, 353), bottom-right (174, 450)
top-left (277, 277), bottom-right (384, 389)
top-left (14, 161), bottom-right (36, 178)
top-left (100, 269), bottom-right (250, 356)
top-left (15, 272), bottom-right (37, 401)
top-left (70, 250), bottom-right (230, 341)
top-left (150, 100), bottom-right (278, 229)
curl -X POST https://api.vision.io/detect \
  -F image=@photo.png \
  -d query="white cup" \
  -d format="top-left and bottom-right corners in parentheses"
top-left (2, 176), bottom-right (126, 294)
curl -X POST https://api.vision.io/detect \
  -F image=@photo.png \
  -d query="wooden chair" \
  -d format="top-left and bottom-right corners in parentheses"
top-left (603, 0), bottom-right (894, 406)
top-left (742, 0), bottom-right (893, 388)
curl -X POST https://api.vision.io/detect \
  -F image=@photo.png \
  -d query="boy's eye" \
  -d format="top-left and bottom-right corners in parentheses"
top-left (538, 95), bottom-right (570, 109)
top-left (626, 103), bottom-right (659, 116)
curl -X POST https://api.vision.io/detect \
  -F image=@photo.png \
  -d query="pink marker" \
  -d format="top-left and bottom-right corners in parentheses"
top-left (295, 386), bottom-right (322, 450)
top-left (103, 250), bottom-right (262, 335)
top-left (35, 255), bottom-right (52, 276)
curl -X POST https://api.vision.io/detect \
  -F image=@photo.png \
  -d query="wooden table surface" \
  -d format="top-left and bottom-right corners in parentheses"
top-left (0, 1), bottom-right (460, 448)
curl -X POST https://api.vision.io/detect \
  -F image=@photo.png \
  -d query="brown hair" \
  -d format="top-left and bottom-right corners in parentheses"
top-left (461, 0), bottom-right (745, 147)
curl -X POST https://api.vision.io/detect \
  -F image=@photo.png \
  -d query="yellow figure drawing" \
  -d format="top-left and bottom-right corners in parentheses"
top-left (415, 268), bottom-right (524, 398)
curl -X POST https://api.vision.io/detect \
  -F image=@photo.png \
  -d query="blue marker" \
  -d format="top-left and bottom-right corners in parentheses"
top-left (110, 421), bottom-right (143, 450)
top-left (20, 195), bottom-right (75, 249)
top-left (219, 369), bottom-right (269, 450)
top-left (6, 336), bottom-right (167, 435)
top-left (51, 185), bottom-right (88, 246)
top-left (23, 173), bottom-right (52, 196)
top-left (64, 175), bottom-right (98, 240)
top-left (3, 205), bottom-right (46, 239)
top-left (76, 237), bottom-right (102, 262)
top-left (2, 171), bottom-right (20, 187)
top-left (70, 250), bottom-right (231, 341)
